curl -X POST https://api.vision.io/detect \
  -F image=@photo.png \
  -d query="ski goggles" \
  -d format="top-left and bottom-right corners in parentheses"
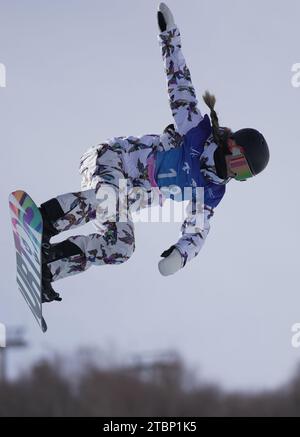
top-left (227, 141), bottom-right (253, 181)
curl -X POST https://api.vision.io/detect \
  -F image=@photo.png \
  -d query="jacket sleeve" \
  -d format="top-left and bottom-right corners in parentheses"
top-left (156, 123), bottom-right (184, 152)
top-left (158, 25), bottom-right (203, 136)
top-left (174, 201), bottom-right (214, 266)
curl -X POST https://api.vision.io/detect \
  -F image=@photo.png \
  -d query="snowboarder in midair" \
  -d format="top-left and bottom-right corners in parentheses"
top-left (39, 3), bottom-right (270, 303)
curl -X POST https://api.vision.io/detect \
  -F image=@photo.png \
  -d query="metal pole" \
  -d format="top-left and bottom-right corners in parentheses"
top-left (0, 348), bottom-right (6, 383)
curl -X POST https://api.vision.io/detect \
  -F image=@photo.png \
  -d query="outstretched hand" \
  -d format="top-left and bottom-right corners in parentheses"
top-left (157, 2), bottom-right (175, 32)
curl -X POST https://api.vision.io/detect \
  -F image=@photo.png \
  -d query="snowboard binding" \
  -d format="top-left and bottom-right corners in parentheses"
top-left (39, 202), bottom-right (63, 303)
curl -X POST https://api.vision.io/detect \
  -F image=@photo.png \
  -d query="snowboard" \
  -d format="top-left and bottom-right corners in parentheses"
top-left (9, 190), bottom-right (47, 333)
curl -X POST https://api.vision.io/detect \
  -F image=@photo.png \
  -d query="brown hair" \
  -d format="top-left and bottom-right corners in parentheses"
top-left (202, 90), bottom-right (231, 150)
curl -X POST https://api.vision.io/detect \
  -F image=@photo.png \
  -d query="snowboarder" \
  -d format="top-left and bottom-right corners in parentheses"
top-left (39, 3), bottom-right (270, 303)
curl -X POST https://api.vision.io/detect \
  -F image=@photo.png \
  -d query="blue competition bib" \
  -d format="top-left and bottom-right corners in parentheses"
top-left (154, 115), bottom-right (226, 208)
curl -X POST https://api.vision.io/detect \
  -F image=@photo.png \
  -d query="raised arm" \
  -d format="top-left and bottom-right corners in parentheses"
top-left (157, 3), bottom-right (203, 136)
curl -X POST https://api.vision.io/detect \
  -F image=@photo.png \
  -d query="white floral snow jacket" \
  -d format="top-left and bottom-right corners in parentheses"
top-left (79, 25), bottom-right (229, 268)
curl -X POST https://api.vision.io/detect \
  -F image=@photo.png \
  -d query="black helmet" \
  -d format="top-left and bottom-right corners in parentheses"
top-left (231, 128), bottom-right (270, 176)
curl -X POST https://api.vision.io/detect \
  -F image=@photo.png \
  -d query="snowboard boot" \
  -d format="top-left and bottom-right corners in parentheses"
top-left (41, 240), bottom-right (85, 303)
top-left (42, 263), bottom-right (62, 303)
top-left (39, 198), bottom-right (65, 257)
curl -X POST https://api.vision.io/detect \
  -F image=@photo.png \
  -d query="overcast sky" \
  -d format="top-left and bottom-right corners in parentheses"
top-left (1, 0), bottom-right (300, 391)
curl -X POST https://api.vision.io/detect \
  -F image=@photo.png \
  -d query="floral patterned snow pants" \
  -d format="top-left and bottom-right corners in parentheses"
top-left (48, 143), bottom-right (138, 282)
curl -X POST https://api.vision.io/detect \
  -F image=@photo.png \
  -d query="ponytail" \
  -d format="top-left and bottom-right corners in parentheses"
top-left (203, 91), bottom-right (229, 150)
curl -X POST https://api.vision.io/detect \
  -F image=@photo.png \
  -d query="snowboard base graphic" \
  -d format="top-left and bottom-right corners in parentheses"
top-left (9, 191), bottom-right (47, 333)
